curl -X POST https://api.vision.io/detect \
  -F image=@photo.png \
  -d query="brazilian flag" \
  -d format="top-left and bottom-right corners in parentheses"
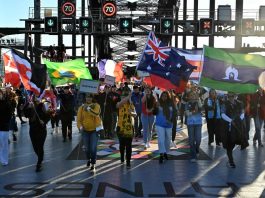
top-left (44, 59), bottom-right (92, 86)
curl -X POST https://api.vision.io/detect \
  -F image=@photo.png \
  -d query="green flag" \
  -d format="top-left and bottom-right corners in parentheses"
top-left (200, 46), bottom-right (265, 93)
top-left (44, 59), bottom-right (92, 86)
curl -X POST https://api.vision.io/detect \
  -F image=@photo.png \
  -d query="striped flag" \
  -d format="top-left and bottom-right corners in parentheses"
top-left (174, 48), bottom-right (203, 81)
top-left (11, 49), bottom-right (47, 96)
top-left (2, 51), bottom-right (21, 87)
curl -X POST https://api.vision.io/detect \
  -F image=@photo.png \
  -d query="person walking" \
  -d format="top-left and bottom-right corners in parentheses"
top-left (221, 92), bottom-right (246, 168)
top-left (131, 85), bottom-right (143, 138)
top-left (155, 91), bottom-right (174, 163)
top-left (77, 94), bottom-right (101, 172)
top-left (116, 88), bottom-right (136, 168)
top-left (59, 86), bottom-right (74, 142)
top-left (185, 88), bottom-right (203, 162)
top-left (204, 89), bottom-right (222, 146)
top-left (141, 87), bottom-right (156, 149)
top-left (248, 88), bottom-right (265, 147)
top-left (0, 89), bottom-right (13, 166)
top-left (23, 96), bottom-right (51, 172)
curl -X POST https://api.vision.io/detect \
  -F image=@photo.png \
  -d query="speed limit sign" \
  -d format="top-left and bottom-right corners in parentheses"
top-left (102, 1), bottom-right (116, 18)
top-left (61, 1), bottom-right (76, 17)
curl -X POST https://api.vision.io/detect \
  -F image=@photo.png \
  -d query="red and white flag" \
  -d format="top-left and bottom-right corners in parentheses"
top-left (2, 52), bottom-right (21, 87)
top-left (11, 49), bottom-right (47, 96)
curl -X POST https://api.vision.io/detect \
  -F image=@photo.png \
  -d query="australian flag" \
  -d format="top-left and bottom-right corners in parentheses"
top-left (137, 32), bottom-right (197, 86)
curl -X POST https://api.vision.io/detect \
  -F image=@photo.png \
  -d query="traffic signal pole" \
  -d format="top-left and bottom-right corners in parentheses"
top-left (193, 0), bottom-right (198, 49)
top-left (81, 0), bottom-right (85, 58)
top-left (235, 0), bottom-right (243, 49)
top-left (209, 0), bottom-right (215, 47)
top-left (183, 0), bottom-right (187, 49)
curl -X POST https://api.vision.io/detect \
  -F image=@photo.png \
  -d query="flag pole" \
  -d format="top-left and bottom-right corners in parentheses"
top-left (198, 45), bottom-right (205, 85)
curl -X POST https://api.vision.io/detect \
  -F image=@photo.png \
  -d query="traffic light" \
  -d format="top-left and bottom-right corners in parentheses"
top-left (44, 17), bottom-right (58, 33)
top-left (119, 18), bottom-right (133, 34)
top-left (241, 19), bottom-right (255, 35)
top-left (79, 17), bottom-right (93, 34)
top-left (160, 18), bottom-right (174, 34)
top-left (199, 18), bottom-right (214, 35)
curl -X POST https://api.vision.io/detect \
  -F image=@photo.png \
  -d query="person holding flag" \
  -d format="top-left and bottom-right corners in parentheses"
top-left (23, 96), bottom-right (52, 172)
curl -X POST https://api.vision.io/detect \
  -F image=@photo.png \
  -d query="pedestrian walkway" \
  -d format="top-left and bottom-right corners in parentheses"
top-left (0, 120), bottom-right (265, 197)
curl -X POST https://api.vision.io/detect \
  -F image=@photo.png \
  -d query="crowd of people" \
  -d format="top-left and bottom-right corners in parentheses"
top-left (0, 80), bottom-right (264, 172)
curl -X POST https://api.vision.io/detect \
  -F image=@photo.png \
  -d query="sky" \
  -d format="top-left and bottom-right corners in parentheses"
top-left (0, 0), bottom-right (265, 51)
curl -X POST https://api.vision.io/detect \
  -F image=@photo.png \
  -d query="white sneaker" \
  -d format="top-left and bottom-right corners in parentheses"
top-left (147, 142), bottom-right (150, 148)
top-left (144, 143), bottom-right (148, 149)
top-left (171, 141), bottom-right (177, 148)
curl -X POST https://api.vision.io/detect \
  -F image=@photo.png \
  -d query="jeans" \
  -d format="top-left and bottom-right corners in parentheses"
top-left (141, 114), bottom-right (154, 143)
top-left (156, 126), bottom-right (172, 154)
top-left (187, 124), bottom-right (202, 159)
top-left (254, 115), bottom-right (263, 144)
top-left (82, 131), bottom-right (99, 164)
top-left (0, 131), bottom-right (9, 165)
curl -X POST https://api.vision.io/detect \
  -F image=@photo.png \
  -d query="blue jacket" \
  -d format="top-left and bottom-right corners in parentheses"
top-left (185, 101), bottom-right (202, 125)
top-left (131, 92), bottom-right (143, 114)
top-left (155, 106), bottom-right (173, 128)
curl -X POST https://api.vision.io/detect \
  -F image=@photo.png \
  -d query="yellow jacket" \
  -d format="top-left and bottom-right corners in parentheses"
top-left (77, 102), bottom-right (101, 132)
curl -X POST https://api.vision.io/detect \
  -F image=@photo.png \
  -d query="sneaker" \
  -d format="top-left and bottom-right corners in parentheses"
top-left (171, 141), bottom-right (177, 148)
top-left (164, 153), bottom-right (168, 160)
top-left (253, 139), bottom-right (257, 145)
top-left (227, 162), bottom-right (236, 168)
top-left (126, 162), bottom-right (131, 169)
top-left (190, 159), bottom-right (196, 163)
top-left (13, 134), bottom-right (17, 142)
top-left (35, 164), bottom-right (42, 172)
top-left (147, 142), bottom-right (150, 148)
top-left (90, 165), bottom-right (96, 172)
top-left (196, 152), bottom-right (200, 158)
top-left (259, 143), bottom-right (264, 147)
top-left (86, 161), bottom-right (91, 167)
top-left (159, 154), bottom-right (164, 164)
top-left (144, 143), bottom-right (148, 150)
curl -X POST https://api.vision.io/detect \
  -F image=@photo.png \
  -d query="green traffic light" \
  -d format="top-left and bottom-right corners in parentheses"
top-left (122, 20), bottom-right (129, 28)
top-left (47, 19), bottom-right (54, 27)
top-left (163, 20), bottom-right (171, 28)
top-left (82, 20), bottom-right (89, 27)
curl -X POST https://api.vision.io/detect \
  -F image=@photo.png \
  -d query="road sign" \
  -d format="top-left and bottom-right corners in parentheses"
top-left (79, 17), bottom-right (93, 34)
top-left (102, 1), bottom-right (116, 18)
top-left (119, 18), bottom-right (133, 34)
top-left (241, 19), bottom-right (255, 35)
top-left (160, 18), bottom-right (174, 34)
top-left (79, 79), bottom-right (100, 93)
top-left (199, 18), bottom-right (214, 35)
top-left (44, 17), bottom-right (58, 33)
top-left (61, 1), bottom-right (76, 18)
